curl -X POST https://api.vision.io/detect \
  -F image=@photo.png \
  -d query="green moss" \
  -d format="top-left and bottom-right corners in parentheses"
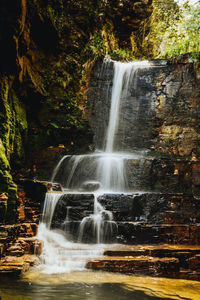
top-left (0, 139), bottom-right (10, 171)
top-left (28, 69), bottom-right (47, 96)
top-left (0, 76), bottom-right (14, 159)
top-left (12, 90), bottom-right (27, 131)
top-left (0, 139), bottom-right (17, 223)
top-left (0, 138), bottom-right (17, 201)
top-left (0, 75), bottom-right (28, 222)
top-left (10, 90), bottom-right (28, 162)
top-left (0, 77), bottom-right (27, 164)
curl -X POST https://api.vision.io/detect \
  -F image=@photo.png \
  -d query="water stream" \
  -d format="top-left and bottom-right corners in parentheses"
top-left (2, 272), bottom-right (199, 300)
top-left (37, 59), bottom-right (152, 274)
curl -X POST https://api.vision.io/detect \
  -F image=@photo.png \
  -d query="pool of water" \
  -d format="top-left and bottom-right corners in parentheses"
top-left (0, 270), bottom-right (200, 300)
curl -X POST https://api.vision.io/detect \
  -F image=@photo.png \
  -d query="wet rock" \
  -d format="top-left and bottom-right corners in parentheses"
top-left (104, 246), bottom-right (200, 270)
top-left (51, 193), bottom-right (94, 229)
top-left (188, 255), bottom-right (200, 271)
top-left (18, 223), bottom-right (38, 237)
top-left (17, 179), bottom-right (62, 224)
top-left (0, 244), bottom-right (4, 260)
top-left (6, 237), bottom-right (42, 256)
top-left (53, 154), bottom-right (155, 192)
top-left (101, 245), bottom-right (200, 280)
top-left (0, 255), bottom-right (37, 276)
top-left (0, 262), bottom-right (29, 275)
top-left (0, 194), bottom-right (8, 201)
top-left (49, 191), bottom-right (200, 245)
top-left (98, 193), bottom-right (137, 221)
top-left (90, 62), bottom-right (164, 151)
top-left (150, 159), bottom-right (200, 196)
top-left (98, 193), bottom-right (200, 224)
top-left (126, 158), bottom-right (153, 191)
top-left (179, 270), bottom-right (200, 281)
top-left (18, 238), bottom-right (42, 255)
top-left (117, 223), bottom-right (200, 245)
top-left (86, 256), bottom-right (179, 277)
top-left (0, 225), bottom-right (20, 245)
top-left (17, 179), bottom-right (62, 203)
top-left (89, 61), bottom-right (200, 158)
top-left (0, 223), bottom-right (39, 258)
top-left (6, 244), bottom-right (25, 257)
top-left (53, 219), bottom-right (117, 244)
top-left (80, 181), bottom-right (101, 192)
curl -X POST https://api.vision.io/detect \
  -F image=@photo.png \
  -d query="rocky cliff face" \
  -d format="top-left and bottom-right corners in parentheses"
top-left (88, 57), bottom-right (200, 198)
top-left (89, 57), bottom-right (200, 159)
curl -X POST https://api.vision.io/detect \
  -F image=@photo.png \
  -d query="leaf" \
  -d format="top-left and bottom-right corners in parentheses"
top-left (49, 122), bottom-right (59, 128)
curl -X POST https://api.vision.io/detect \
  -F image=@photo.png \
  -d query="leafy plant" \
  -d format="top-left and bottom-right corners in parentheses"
top-left (145, 0), bottom-right (200, 58)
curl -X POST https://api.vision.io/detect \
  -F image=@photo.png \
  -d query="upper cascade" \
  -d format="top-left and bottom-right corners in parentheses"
top-left (104, 59), bottom-right (152, 153)
top-left (92, 59), bottom-right (165, 153)
top-left (52, 59), bottom-right (157, 193)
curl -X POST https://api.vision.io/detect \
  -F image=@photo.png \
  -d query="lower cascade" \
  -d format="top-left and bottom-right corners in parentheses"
top-left (37, 59), bottom-right (159, 273)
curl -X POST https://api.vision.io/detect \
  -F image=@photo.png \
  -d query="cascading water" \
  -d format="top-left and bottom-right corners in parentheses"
top-left (37, 58), bottom-right (152, 274)
top-left (78, 193), bottom-right (113, 244)
top-left (105, 61), bottom-right (149, 153)
top-left (37, 193), bottom-right (105, 274)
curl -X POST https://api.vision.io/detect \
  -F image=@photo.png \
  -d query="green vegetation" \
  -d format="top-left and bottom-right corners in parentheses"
top-left (83, 0), bottom-right (200, 60)
top-left (145, 0), bottom-right (200, 58)
top-left (84, 29), bottom-right (137, 61)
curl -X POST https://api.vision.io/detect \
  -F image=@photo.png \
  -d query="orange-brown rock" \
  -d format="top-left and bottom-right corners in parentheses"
top-left (104, 247), bottom-right (200, 257)
top-left (0, 194), bottom-right (8, 201)
top-left (105, 245), bottom-right (200, 270)
top-left (0, 179), bottom-right (52, 260)
top-left (86, 256), bottom-right (179, 277)
top-left (117, 223), bottom-right (200, 245)
top-left (18, 223), bottom-right (38, 237)
top-left (0, 255), bottom-right (37, 276)
top-left (6, 237), bottom-right (42, 257)
top-left (0, 244), bottom-right (4, 259)
top-left (188, 255), bottom-right (200, 271)
top-left (179, 270), bottom-right (200, 281)
top-left (17, 237), bottom-right (42, 255)
top-left (6, 244), bottom-right (25, 257)
top-left (99, 245), bottom-right (200, 280)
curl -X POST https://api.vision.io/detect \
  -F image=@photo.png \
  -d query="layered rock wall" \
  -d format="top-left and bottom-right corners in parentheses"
top-left (89, 59), bottom-right (200, 158)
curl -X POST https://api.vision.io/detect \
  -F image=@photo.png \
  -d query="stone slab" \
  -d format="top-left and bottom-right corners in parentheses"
top-left (86, 256), bottom-right (179, 277)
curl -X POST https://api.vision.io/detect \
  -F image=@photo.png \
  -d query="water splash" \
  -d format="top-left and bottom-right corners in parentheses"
top-left (78, 193), bottom-right (113, 243)
top-left (37, 193), bottom-right (105, 274)
top-left (37, 223), bottom-right (104, 274)
top-left (42, 193), bottom-right (62, 229)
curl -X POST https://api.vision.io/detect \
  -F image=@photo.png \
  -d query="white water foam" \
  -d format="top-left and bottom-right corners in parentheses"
top-left (37, 223), bottom-right (105, 274)
top-left (37, 193), bottom-right (105, 274)
top-left (78, 193), bottom-right (113, 244)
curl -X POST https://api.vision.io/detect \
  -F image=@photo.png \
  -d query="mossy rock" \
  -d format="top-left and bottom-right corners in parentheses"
top-left (0, 138), bottom-right (18, 223)
top-left (0, 139), bottom-right (10, 171)
top-left (0, 200), bottom-right (7, 224)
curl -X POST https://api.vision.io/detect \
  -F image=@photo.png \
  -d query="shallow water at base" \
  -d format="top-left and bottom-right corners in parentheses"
top-left (1, 271), bottom-right (200, 300)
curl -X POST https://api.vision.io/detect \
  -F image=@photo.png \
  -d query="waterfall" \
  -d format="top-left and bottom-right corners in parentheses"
top-left (37, 58), bottom-right (153, 273)
top-left (78, 194), bottom-right (113, 244)
top-left (41, 193), bottom-right (61, 228)
top-left (105, 61), bottom-right (150, 152)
